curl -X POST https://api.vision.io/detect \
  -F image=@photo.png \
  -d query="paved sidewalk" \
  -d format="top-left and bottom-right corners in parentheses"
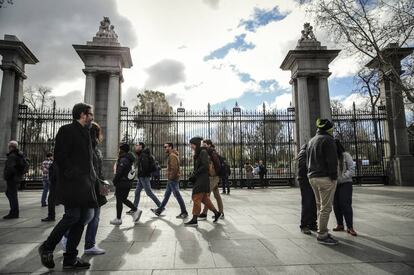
top-left (0, 186), bottom-right (413, 274)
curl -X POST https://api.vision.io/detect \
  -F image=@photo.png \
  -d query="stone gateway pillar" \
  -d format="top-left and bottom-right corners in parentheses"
top-left (280, 23), bottom-right (340, 150)
top-left (73, 17), bottom-right (132, 179)
top-left (0, 35), bottom-right (38, 191)
top-left (366, 43), bottom-right (414, 186)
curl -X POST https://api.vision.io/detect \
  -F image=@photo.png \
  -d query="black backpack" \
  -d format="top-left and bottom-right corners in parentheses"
top-left (218, 155), bottom-right (229, 177)
top-left (149, 155), bottom-right (157, 173)
top-left (18, 154), bottom-right (30, 175)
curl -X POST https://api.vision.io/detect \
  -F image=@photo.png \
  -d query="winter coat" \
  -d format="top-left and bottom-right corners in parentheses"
top-left (113, 152), bottom-right (136, 189)
top-left (337, 152), bottom-right (355, 184)
top-left (137, 148), bottom-right (153, 178)
top-left (306, 130), bottom-right (338, 181)
top-left (93, 147), bottom-right (107, 207)
top-left (296, 144), bottom-right (308, 180)
top-left (3, 149), bottom-right (24, 182)
top-left (54, 121), bottom-right (98, 208)
top-left (189, 147), bottom-right (210, 195)
top-left (167, 149), bottom-right (180, 181)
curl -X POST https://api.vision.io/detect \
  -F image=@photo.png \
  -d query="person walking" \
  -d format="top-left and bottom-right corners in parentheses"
top-left (184, 137), bottom-right (222, 227)
top-left (41, 152), bottom-right (54, 207)
top-left (221, 158), bottom-right (231, 195)
top-left (258, 160), bottom-right (267, 188)
top-left (297, 144), bottom-right (317, 235)
top-left (111, 143), bottom-right (140, 225)
top-left (3, 140), bottom-right (26, 219)
top-left (244, 162), bottom-right (254, 189)
top-left (38, 103), bottom-right (98, 270)
top-left (151, 143), bottom-right (188, 218)
top-left (151, 161), bottom-right (161, 189)
top-left (307, 118), bottom-right (338, 245)
top-left (130, 142), bottom-right (161, 218)
top-left (333, 139), bottom-right (357, 236)
top-left (198, 139), bottom-right (224, 220)
top-left (41, 160), bottom-right (57, 222)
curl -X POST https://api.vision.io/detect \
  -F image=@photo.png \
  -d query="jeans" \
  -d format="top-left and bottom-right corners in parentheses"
top-left (299, 178), bottom-right (317, 229)
top-left (203, 176), bottom-right (223, 214)
top-left (334, 182), bottom-right (353, 229)
top-left (159, 181), bottom-right (187, 214)
top-left (47, 183), bottom-right (56, 219)
top-left (309, 177), bottom-right (337, 238)
top-left (41, 179), bottom-right (49, 206)
top-left (134, 177), bottom-right (161, 208)
top-left (85, 207), bottom-right (101, 249)
top-left (43, 207), bottom-right (94, 264)
top-left (221, 177), bottom-right (230, 193)
top-left (5, 180), bottom-right (19, 216)
top-left (116, 187), bottom-right (136, 219)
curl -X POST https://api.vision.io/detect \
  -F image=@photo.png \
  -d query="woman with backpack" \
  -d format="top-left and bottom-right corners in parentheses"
top-left (333, 139), bottom-right (357, 236)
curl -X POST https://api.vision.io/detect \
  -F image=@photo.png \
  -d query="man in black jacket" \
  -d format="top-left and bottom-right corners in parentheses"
top-left (38, 103), bottom-right (98, 270)
top-left (3, 140), bottom-right (25, 219)
top-left (307, 118), bottom-right (338, 245)
top-left (130, 142), bottom-right (161, 220)
top-left (297, 144), bottom-right (317, 234)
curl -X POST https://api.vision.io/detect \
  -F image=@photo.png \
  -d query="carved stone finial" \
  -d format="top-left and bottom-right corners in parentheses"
top-left (299, 23), bottom-right (317, 42)
top-left (89, 17), bottom-right (120, 46)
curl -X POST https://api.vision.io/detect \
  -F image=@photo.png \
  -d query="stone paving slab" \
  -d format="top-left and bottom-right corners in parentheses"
top-left (0, 186), bottom-right (413, 274)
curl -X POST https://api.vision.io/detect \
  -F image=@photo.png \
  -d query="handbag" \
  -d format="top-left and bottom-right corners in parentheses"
top-left (97, 178), bottom-right (110, 196)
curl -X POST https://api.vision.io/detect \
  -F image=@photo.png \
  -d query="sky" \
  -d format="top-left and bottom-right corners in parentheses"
top-left (0, 0), bottom-right (365, 111)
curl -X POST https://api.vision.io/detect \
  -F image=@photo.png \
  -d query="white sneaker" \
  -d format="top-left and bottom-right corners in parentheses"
top-left (60, 236), bottom-right (67, 252)
top-left (110, 218), bottom-right (122, 225)
top-left (133, 209), bottom-right (143, 223)
top-left (84, 245), bottom-right (106, 255)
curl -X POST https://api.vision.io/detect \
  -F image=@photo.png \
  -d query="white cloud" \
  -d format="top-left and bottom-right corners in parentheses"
top-left (260, 92), bottom-right (292, 110)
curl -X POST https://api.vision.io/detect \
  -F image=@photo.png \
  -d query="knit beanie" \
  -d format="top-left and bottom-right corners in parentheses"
top-left (316, 118), bottom-right (334, 131)
top-left (189, 136), bottom-right (203, 146)
top-left (120, 143), bottom-right (130, 153)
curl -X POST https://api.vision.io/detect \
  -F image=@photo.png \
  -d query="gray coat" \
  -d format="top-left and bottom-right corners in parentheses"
top-left (337, 152), bottom-right (355, 184)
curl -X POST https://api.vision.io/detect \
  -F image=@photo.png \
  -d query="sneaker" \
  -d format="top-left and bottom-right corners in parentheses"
top-left (198, 213), bottom-right (207, 220)
top-left (41, 217), bottom-right (55, 222)
top-left (301, 227), bottom-right (311, 235)
top-left (38, 243), bottom-right (55, 269)
top-left (347, 228), bottom-right (357, 236)
top-left (333, 225), bottom-right (344, 231)
top-left (151, 208), bottom-right (162, 217)
top-left (126, 210), bottom-right (135, 215)
top-left (211, 213), bottom-right (225, 220)
top-left (41, 204), bottom-right (48, 207)
top-left (317, 234), bottom-right (339, 245)
top-left (309, 225), bottom-right (318, 232)
top-left (60, 236), bottom-right (67, 252)
top-left (184, 219), bottom-right (198, 227)
top-left (133, 209), bottom-right (143, 223)
top-left (84, 245), bottom-right (106, 255)
top-left (213, 212), bottom-right (223, 223)
top-left (176, 212), bottom-right (188, 219)
top-left (63, 258), bottom-right (91, 270)
top-left (110, 218), bottom-right (122, 225)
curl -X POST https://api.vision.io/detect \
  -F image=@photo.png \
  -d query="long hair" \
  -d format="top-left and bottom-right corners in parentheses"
top-left (335, 139), bottom-right (346, 174)
top-left (203, 139), bottom-right (215, 148)
top-left (90, 122), bottom-right (103, 148)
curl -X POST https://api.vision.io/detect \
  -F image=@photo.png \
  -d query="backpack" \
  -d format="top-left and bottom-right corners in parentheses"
top-left (149, 155), bottom-right (157, 173)
top-left (18, 154), bottom-right (30, 175)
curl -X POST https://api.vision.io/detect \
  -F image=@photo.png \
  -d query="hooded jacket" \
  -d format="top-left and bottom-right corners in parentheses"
top-left (337, 152), bottom-right (355, 184)
top-left (167, 149), bottom-right (180, 181)
top-left (113, 152), bottom-right (136, 189)
top-left (137, 148), bottom-right (153, 177)
top-left (306, 130), bottom-right (338, 181)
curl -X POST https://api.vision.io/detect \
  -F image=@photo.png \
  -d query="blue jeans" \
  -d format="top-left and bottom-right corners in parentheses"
top-left (85, 207), bottom-right (101, 249)
top-left (134, 177), bottom-right (161, 208)
top-left (41, 179), bottom-right (49, 206)
top-left (44, 207), bottom-right (94, 264)
top-left (159, 181), bottom-right (187, 214)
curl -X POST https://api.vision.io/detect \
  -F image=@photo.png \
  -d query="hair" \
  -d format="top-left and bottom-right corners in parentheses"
top-left (203, 139), bottom-right (215, 148)
top-left (165, 142), bottom-right (174, 149)
top-left (46, 152), bottom-right (53, 158)
top-left (8, 140), bottom-right (18, 148)
top-left (138, 142), bottom-right (145, 148)
top-left (335, 139), bottom-right (346, 175)
top-left (90, 122), bottom-right (103, 144)
top-left (72, 103), bottom-right (92, 120)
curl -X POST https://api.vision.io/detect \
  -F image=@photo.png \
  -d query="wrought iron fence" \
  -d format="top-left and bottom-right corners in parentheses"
top-left (17, 101), bottom-right (390, 188)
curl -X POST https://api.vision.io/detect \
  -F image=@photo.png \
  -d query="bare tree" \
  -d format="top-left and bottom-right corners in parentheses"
top-left (23, 86), bottom-right (55, 112)
top-left (354, 68), bottom-right (381, 110)
top-left (0, 0), bottom-right (13, 8)
top-left (308, 0), bottom-right (414, 103)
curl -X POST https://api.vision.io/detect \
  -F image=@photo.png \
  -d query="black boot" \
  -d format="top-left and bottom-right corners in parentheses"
top-left (184, 216), bottom-right (198, 227)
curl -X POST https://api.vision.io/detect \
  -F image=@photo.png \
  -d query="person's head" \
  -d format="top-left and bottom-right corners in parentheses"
top-left (259, 160), bottom-right (263, 165)
top-left (119, 143), bottom-right (130, 156)
top-left (134, 142), bottom-right (145, 153)
top-left (189, 137), bottom-right (203, 152)
top-left (202, 139), bottom-right (215, 149)
top-left (8, 140), bottom-right (18, 152)
top-left (46, 152), bottom-right (53, 160)
top-left (316, 118), bottom-right (334, 135)
top-left (72, 103), bottom-right (93, 127)
top-left (335, 139), bottom-right (346, 159)
top-left (90, 122), bottom-right (103, 147)
top-left (164, 142), bottom-right (174, 154)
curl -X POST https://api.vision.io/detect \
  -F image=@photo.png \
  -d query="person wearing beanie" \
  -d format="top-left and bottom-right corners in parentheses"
top-left (184, 137), bottom-right (222, 227)
top-left (110, 144), bottom-right (140, 225)
top-left (306, 118), bottom-right (339, 245)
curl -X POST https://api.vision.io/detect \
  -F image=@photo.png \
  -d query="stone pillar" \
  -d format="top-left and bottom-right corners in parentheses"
top-left (319, 76), bottom-right (332, 120)
top-left (366, 44), bottom-right (414, 186)
top-left (0, 67), bottom-right (17, 155)
top-left (106, 72), bottom-right (120, 159)
top-left (297, 76), bottom-right (311, 147)
top-left (84, 71), bottom-right (96, 106)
